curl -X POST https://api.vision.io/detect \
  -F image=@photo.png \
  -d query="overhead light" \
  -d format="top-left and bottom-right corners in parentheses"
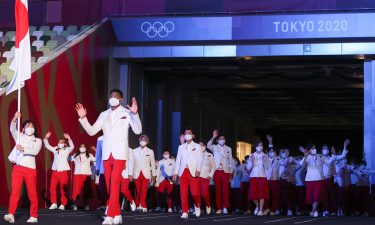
top-left (237, 83), bottom-right (256, 88)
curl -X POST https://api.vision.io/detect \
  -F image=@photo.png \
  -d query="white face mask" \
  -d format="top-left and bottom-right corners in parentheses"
top-left (310, 149), bottom-right (317, 155)
top-left (256, 146), bottom-right (263, 152)
top-left (163, 154), bottom-right (170, 159)
top-left (140, 141), bottom-right (147, 147)
top-left (109, 97), bottom-right (120, 107)
top-left (218, 140), bottom-right (225, 146)
top-left (79, 148), bottom-right (86, 153)
top-left (201, 146), bottom-right (206, 152)
top-left (58, 143), bottom-right (65, 149)
top-left (269, 152), bottom-right (275, 158)
top-left (24, 127), bottom-right (35, 136)
top-left (359, 165), bottom-right (366, 170)
top-left (184, 134), bottom-right (193, 141)
top-left (280, 153), bottom-right (286, 158)
top-left (322, 149), bottom-right (329, 155)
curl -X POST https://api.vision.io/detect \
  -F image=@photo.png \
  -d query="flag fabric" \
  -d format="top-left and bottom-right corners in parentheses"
top-left (6, 0), bottom-right (31, 95)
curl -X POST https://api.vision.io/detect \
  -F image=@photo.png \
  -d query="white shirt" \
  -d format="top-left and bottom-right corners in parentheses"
top-left (248, 151), bottom-right (270, 178)
top-left (79, 106), bottom-right (142, 160)
top-left (44, 138), bottom-right (74, 171)
top-left (174, 141), bottom-right (203, 177)
top-left (71, 153), bottom-right (96, 175)
top-left (322, 150), bottom-right (348, 178)
top-left (132, 146), bottom-right (156, 179)
top-left (300, 154), bottom-right (324, 181)
top-left (353, 169), bottom-right (375, 187)
top-left (207, 139), bottom-right (233, 173)
top-left (200, 151), bottom-right (216, 179)
top-left (8, 121), bottom-right (42, 169)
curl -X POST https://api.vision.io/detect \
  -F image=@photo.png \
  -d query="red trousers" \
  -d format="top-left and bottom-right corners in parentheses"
top-left (357, 186), bottom-right (370, 213)
top-left (213, 170), bottom-right (230, 209)
top-left (50, 170), bottom-right (69, 205)
top-left (249, 177), bottom-right (269, 200)
top-left (306, 180), bottom-right (323, 204)
top-left (199, 177), bottom-right (211, 207)
top-left (158, 179), bottom-right (174, 208)
top-left (71, 175), bottom-right (90, 200)
top-left (9, 165), bottom-right (38, 218)
top-left (135, 172), bottom-right (149, 208)
top-left (322, 177), bottom-right (337, 212)
top-left (280, 179), bottom-right (295, 210)
top-left (180, 169), bottom-right (201, 213)
top-left (268, 180), bottom-right (280, 212)
top-left (103, 154), bottom-right (126, 217)
top-left (120, 178), bottom-right (134, 202)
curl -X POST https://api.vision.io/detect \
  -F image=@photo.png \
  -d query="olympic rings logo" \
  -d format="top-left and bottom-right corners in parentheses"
top-left (141, 21), bottom-right (175, 38)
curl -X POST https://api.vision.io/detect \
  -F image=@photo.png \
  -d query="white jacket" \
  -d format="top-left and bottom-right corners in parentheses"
top-left (267, 157), bottom-right (280, 180)
top-left (132, 146), bottom-right (156, 179)
top-left (71, 153), bottom-right (96, 175)
top-left (122, 148), bottom-right (134, 179)
top-left (248, 151), bottom-right (270, 178)
top-left (174, 141), bottom-right (203, 177)
top-left (200, 151), bottom-right (216, 179)
top-left (207, 139), bottom-right (233, 173)
top-left (8, 121), bottom-right (42, 169)
top-left (156, 158), bottom-right (175, 183)
top-left (300, 154), bottom-right (324, 181)
top-left (322, 150), bottom-right (347, 178)
top-left (78, 106), bottom-right (142, 160)
top-left (44, 138), bottom-right (74, 171)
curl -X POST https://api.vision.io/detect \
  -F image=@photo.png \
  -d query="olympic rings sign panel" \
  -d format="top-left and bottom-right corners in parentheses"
top-left (141, 21), bottom-right (175, 38)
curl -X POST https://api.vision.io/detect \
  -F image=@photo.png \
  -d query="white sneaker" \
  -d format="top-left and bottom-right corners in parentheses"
top-left (309, 211), bottom-right (314, 217)
top-left (130, 201), bottom-right (136, 212)
top-left (263, 208), bottom-right (270, 215)
top-left (223, 208), bottom-right (228, 214)
top-left (180, 213), bottom-right (188, 219)
top-left (216, 209), bottom-right (222, 214)
top-left (49, 203), bottom-right (58, 210)
top-left (142, 208), bottom-right (148, 213)
top-left (72, 205), bottom-right (78, 211)
top-left (58, 205), bottom-right (65, 210)
top-left (287, 210), bottom-right (293, 216)
top-left (254, 207), bottom-right (259, 215)
top-left (323, 211), bottom-right (329, 217)
top-left (84, 205), bottom-right (90, 211)
top-left (206, 206), bottom-right (211, 215)
top-left (27, 217), bottom-right (38, 223)
top-left (102, 217), bottom-right (114, 225)
top-left (114, 215), bottom-right (122, 224)
top-left (168, 208), bottom-right (173, 213)
top-left (195, 205), bottom-right (201, 217)
top-left (257, 211), bottom-right (263, 216)
top-left (313, 211), bottom-right (319, 217)
top-left (4, 214), bottom-right (15, 223)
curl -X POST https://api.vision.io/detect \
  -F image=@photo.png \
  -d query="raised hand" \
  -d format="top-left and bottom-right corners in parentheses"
top-left (90, 146), bottom-right (96, 152)
top-left (266, 134), bottom-right (273, 143)
top-left (344, 139), bottom-right (350, 148)
top-left (212, 129), bottom-right (219, 139)
top-left (63, 133), bottom-right (70, 139)
top-left (13, 111), bottom-right (21, 122)
top-left (45, 131), bottom-right (52, 139)
top-left (16, 144), bottom-right (24, 151)
top-left (75, 103), bottom-right (87, 119)
top-left (299, 146), bottom-right (308, 156)
top-left (127, 97), bottom-right (138, 115)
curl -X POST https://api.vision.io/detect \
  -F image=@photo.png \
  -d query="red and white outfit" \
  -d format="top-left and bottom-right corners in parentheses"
top-left (121, 148), bottom-right (134, 205)
top-left (266, 156), bottom-right (280, 213)
top-left (156, 157), bottom-right (175, 209)
top-left (174, 141), bottom-right (203, 214)
top-left (79, 105), bottom-right (142, 219)
top-left (132, 146), bottom-right (156, 209)
top-left (300, 154), bottom-right (324, 205)
top-left (44, 137), bottom-right (74, 206)
top-left (207, 140), bottom-right (233, 211)
top-left (247, 151), bottom-right (270, 200)
top-left (71, 153), bottom-right (96, 201)
top-left (7, 121), bottom-right (42, 219)
top-left (199, 150), bottom-right (216, 208)
top-left (352, 168), bottom-right (375, 214)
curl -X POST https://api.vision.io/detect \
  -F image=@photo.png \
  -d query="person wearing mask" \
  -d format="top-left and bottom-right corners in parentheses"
top-left (132, 134), bottom-right (156, 213)
top-left (230, 157), bottom-right (242, 214)
top-left (155, 150), bottom-right (175, 213)
top-left (247, 140), bottom-right (270, 216)
top-left (70, 144), bottom-right (96, 211)
top-left (352, 161), bottom-right (375, 216)
top-left (299, 144), bottom-right (324, 218)
top-left (173, 128), bottom-right (203, 219)
top-left (44, 131), bottom-right (74, 211)
top-left (207, 130), bottom-right (233, 214)
top-left (279, 148), bottom-right (295, 216)
top-left (239, 155), bottom-right (250, 214)
top-left (294, 156), bottom-right (307, 216)
top-left (199, 141), bottom-right (216, 215)
top-left (76, 89), bottom-right (142, 225)
top-left (4, 112), bottom-right (42, 224)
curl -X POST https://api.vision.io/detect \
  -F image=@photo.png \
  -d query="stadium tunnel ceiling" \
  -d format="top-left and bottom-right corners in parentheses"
top-left (130, 56), bottom-right (364, 129)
